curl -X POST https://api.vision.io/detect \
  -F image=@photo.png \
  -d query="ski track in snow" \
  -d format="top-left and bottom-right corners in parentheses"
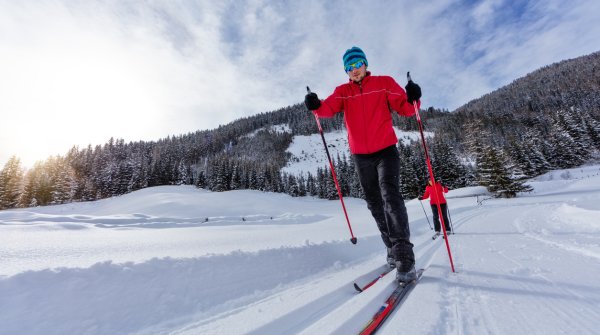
top-left (438, 204), bottom-right (600, 335)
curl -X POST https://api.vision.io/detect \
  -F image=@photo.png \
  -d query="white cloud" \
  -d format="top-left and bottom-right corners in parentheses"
top-left (1, 0), bottom-right (599, 167)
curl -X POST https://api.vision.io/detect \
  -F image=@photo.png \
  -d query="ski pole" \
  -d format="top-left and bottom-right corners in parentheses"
top-left (408, 72), bottom-right (455, 272)
top-left (307, 86), bottom-right (357, 245)
top-left (418, 199), bottom-right (433, 230)
top-left (447, 205), bottom-right (455, 234)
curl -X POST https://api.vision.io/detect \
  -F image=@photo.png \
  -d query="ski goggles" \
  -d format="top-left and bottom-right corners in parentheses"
top-left (345, 59), bottom-right (366, 72)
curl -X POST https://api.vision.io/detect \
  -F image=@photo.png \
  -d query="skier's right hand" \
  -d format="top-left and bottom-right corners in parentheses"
top-left (305, 92), bottom-right (321, 110)
top-left (405, 80), bottom-right (422, 104)
top-left (418, 196), bottom-right (423, 200)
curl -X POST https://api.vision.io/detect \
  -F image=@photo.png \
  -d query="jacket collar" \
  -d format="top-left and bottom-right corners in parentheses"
top-left (349, 71), bottom-right (371, 85)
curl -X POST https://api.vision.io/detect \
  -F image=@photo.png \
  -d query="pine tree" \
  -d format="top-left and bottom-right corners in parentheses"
top-left (230, 161), bottom-right (242, 190)
top-left (212, 157), bottom-right (229, 192)
top-left (546, 121), bottom-right (585, 169)
top-left (287, 174), bottom-right (300, 197)
top-left (316, 167), bottom-right (337, 199)
top-left (554, 109), bottom-right (590, 159)
top-left (128, 152), bottom-right (149, 193)
top-left (297, 174), bottom-right (307, 197)
top-left (347, 158), bottom-right (363, 199)
top-left (518, 129), bottom-right (552, 177)
top-left (335, 153), bottom-right (351, 197)
top-left (49, 156), bottom-right (77, 204)
top-left (270, 165), bottom-right (283, 193)
top-left (247, 168), bottom-right (258, 190)
top-left (508, 139), bottom-right (538, 178)
top-left (196, 170), bottom-right (207, 189)
top-left (430, 135), bottom-right (469, 189)
top-left (306, 173), bottom-right (318, 197)
top-left (397, 142), bottom-right (420, 199)
top-left (19, 168), bottom-right (37, 207)
top-left (580, 110), bottom-right (600, 150)
top-left (478, 146), bottom-right (532, 198)
top-left (324, 165), bottom-right (339, 200)
top-left (25, 161), bottom-right (53, 206)
top-left (0, 156), bottom-right (24, 209)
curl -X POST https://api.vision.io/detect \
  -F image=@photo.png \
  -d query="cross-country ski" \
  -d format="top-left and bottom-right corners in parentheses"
top-left (359, 269), bottom-right (425, 335)
top-left (353, 266), bottom-right (396, 292)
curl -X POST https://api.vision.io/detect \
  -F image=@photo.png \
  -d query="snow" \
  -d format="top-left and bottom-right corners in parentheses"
top-left (243, 124), bottom-right (291, 138)
top-left (282, 127), bottom-right (431, 176)
top-left (2, 163), bottom-right (600, 334)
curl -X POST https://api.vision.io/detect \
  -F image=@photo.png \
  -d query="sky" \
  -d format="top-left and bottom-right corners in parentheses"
top-left (2, 0), bottom-right (600, 167)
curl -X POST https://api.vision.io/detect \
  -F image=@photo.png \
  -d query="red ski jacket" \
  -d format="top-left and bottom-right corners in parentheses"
top-left (422, 183), bottom-right (449, 205)
top-left (314, 72), bottom-right (418, 154)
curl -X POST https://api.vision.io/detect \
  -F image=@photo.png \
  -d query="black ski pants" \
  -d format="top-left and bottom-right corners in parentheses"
top-left (353, 145), bottom-right (415, 269)
top-left (431, 203), bottom-right (451, 232)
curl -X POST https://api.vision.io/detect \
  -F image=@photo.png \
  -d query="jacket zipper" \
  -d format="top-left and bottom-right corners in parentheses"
top-left (358, 81), bottom-right (369, 153)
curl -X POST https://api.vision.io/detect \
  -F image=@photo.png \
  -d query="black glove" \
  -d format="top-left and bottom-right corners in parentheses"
top-left (418, 196), bottom-right (423, 200)
top-left (304, 92), bottom-right (321, 110)
top-left (405, 80), bottom-right (422, 104)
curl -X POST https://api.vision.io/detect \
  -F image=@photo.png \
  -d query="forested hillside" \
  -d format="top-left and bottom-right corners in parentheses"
top-left (1, 51), bottom-right (599, 209)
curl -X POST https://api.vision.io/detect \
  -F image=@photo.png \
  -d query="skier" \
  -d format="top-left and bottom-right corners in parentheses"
top-left (304, 46), bottom-right (422, 283)
top-left (419, 180), bottom-right (451, 234)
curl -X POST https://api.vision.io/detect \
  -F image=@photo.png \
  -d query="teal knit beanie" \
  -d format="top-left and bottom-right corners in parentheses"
top-left (343, 46), bottom-right (368, 69)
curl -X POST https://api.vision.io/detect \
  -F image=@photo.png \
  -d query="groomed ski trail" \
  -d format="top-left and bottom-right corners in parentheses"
top-left (167, 224), bottom-right (447, 335)
top-left (417, 204), bottom-right (600, 335)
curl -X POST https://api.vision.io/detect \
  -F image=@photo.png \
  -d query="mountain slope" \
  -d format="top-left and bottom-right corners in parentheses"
top-left (455, 50), bottom-right (600, 117)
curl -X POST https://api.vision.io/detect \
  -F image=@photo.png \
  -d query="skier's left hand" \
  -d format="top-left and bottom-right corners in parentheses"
top-left (305, 92), bottom-right (322, 110)
top-left (405, 80), bottom-right (422, 104)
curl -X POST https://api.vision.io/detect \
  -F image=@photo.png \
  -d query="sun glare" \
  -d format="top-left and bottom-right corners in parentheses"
top-left (1, 25), bottom-right (166, 167)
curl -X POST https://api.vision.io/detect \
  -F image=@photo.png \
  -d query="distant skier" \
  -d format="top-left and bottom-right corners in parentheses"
top-left (304, 46), bottom-right (422, 283)
top-left (419, 180), bottom-right (451, 234)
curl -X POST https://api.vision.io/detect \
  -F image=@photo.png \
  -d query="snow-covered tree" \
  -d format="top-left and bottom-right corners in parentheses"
top-left (430, 135), bottom-right (470, 189)
top-left (477, 146), bottom-right (532, 198)
top-left (0, 156), bottom-right (24, 209)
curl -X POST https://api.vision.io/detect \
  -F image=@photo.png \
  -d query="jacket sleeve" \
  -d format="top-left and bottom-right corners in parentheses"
top-left (314, 86), bottom-right (345, 118)
top-left (384, 76), bottom-right (420, 117)
top-left (443, 185), bottom-right (449, 193)
top-left (421, 186), bottom-right (430, 200)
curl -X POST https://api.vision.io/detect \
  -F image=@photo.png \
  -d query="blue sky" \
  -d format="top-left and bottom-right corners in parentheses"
top-left (1, 0), bottom-right (599, 167)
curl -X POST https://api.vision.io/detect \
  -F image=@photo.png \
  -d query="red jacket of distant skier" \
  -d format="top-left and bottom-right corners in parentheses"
top-left (422, 182), bottom-right (449, 205)
top-left (313, 72), bottom-right (418, 154)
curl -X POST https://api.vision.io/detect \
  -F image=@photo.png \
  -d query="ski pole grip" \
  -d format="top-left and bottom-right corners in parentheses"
top-left (307, 86), bottom-right (311, 93)
top-left (407, 71), bottom-right (412, 82)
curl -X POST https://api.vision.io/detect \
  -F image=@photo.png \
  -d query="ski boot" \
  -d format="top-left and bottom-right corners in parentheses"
top-left (386, 248), bottom-right (396, 268)
top-left (395, 263), bottom-right (417, 284)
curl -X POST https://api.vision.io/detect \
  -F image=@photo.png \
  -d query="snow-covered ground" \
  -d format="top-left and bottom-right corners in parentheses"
top-left (281, 127), bottom-right (431, 176)
top-left (1, 164), bottom-right (600, 335)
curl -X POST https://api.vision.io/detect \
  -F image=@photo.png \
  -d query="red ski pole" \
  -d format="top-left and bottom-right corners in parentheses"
top-left (408, 73), bottom-right (455, 272)
top-left (308, 86), bottom-right (357, 245)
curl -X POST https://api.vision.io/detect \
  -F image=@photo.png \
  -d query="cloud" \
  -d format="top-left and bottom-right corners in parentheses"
top-left (1, 0), bottom-right (600, 167)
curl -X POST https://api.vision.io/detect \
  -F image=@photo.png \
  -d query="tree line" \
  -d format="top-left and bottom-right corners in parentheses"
top-left (1, 104), bottom-right (598, 210)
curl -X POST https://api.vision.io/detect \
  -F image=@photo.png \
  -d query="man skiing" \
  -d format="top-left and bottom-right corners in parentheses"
top-left (304, 46), bottom-right (422, 283)
top-left (419, 180), bottom-right (451, 234)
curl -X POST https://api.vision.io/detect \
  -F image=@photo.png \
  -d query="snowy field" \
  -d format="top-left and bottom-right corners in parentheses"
top-left (1, 164), bottom-right (600, 334)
